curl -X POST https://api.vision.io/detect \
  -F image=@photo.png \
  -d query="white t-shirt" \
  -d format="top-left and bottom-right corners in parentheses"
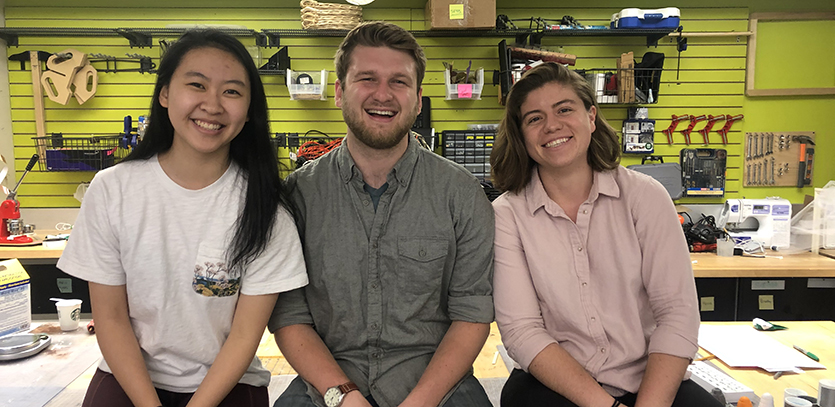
top-left (57, 155), bottom-right (308, 392)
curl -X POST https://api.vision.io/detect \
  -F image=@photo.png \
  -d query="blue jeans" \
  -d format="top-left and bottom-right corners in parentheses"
top-left (274, 374), bottom-right (491, 407)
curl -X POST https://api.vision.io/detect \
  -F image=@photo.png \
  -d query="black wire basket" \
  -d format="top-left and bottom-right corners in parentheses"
top-left (32, 134), bottom-right (126, 171)
top-left (574, 66), bottom-right (664, 105)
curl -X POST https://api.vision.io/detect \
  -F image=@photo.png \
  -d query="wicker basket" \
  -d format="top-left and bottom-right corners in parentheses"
top-left (300, 0), bottom-right (363, 30)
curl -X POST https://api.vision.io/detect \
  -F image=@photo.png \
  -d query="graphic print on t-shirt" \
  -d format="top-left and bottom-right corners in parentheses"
top-left (192, 260), bottom-right (241, 297)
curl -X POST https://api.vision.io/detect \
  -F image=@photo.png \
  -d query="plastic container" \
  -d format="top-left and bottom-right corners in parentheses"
top-left (716, 238), bottom-right (734, 257)
top-left (444, 68), bottom-right (484, 100)
top-left (286, 69), bottom-right (328, 101)
top-left (611, 7), bottom-right (680, 29)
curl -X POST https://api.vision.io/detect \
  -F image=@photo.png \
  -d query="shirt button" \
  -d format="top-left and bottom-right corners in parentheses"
top-left (583, 210), bottom-right (588, 214)
top-left (371, 283), bottom-right (378, 290)
top-left (601, 348), bottom-right (606, 353)
top-left (371, 323), bottom-right (379, 330)
top-left (419, 249), bottom-right (426, 257)
top-left (371, 352), bottom-right (378, 358)
top-left (591, 317), bottom-right (596, 321)
top-left (582, 282), bottom-right (588, 287)
top-left (578, 247), bottom-right (583, 252)
top-left (372, 242), bottom-right (378, 249)
top-left (363, 200), bottom-right (370, 206)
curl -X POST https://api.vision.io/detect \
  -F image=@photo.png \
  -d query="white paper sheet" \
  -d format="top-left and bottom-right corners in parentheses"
top-left (698, 325), bottom-right (825, 370)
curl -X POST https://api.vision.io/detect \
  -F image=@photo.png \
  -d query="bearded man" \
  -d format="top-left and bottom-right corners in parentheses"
top-left (268, 21), bottom-right (495, 407)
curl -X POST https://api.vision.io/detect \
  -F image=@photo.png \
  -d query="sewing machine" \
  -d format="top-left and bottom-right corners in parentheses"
top-left (718, 198), bottom-right (792, 249)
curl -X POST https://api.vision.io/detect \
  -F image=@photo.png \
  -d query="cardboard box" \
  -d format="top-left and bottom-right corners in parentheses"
top-left (0, 259), bottom-right (32, 337)
top-left (425, 0), bottom-right (496, 30)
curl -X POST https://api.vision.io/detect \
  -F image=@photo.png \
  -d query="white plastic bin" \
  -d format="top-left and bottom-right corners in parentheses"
top-left (286, 69), bottom-right (328, 101)
top-left (444, 68), bottom-right (484, 100)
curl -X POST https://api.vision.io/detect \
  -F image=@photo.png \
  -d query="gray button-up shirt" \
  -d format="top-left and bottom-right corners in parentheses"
top-left (269, 135), bottom-right (495, 407)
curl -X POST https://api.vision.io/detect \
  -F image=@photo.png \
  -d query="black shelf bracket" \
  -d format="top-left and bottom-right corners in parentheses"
top-left (259, 46), bottom-right (290, 73)
top-left (0, 32), bottom-right (19, 47)
top-left (116, 29), bottom-right (153, 48)
top-left (256, 31), bottom-right (282, 48)
top-left (646, 32), bottom-right (668, 47)
top-left (529, 32), bottom-right (546, 47)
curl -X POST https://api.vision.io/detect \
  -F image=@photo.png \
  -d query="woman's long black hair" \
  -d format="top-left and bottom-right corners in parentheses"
top-left (123, 29), bottom-right (292, 270)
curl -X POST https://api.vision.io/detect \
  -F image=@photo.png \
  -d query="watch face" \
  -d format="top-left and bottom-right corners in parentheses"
top-left (324, 387), bottom-right (342, 407)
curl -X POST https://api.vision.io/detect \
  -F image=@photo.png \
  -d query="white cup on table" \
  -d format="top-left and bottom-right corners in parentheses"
top-left (785, 396), bottom-right (812, 407)
top-left (55, 299), bottom-right (82, 331)
top-left (784, 388), bottom-right (808, 401)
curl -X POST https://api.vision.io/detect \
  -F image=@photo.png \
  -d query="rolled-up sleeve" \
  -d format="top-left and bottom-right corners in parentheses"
top-left (492, 196), bottom-right (557, 371)
top-left (268, 287), bottom-right (314, 332)
top-left (448, 179), bottom-right (495, 323)
top-left (267, 172), bottom-right (315, 333)
top-left (633, 178), bottom-right (700, 359)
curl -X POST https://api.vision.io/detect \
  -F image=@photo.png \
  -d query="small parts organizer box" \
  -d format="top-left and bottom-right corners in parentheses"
top-left (32, 134), bottom-right (125, 171)
top-left (610, 7), bottom-right (680, 29)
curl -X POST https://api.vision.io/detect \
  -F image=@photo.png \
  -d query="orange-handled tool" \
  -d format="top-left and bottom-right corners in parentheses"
top-left (797, 143), bottom-right (807, 188)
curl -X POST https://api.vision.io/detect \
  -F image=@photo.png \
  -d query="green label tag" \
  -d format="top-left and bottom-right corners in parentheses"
top-left (449, 4), bottom-right (464, 20)
top-left (57, 278), bottom-right (73, 294)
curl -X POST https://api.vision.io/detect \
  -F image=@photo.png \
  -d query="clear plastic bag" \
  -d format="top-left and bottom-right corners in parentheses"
top-left (790, 180), bottom-right (835, 253)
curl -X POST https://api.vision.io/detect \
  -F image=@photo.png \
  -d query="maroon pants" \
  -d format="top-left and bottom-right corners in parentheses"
top-left (82, 369), bottom-right (269, 407)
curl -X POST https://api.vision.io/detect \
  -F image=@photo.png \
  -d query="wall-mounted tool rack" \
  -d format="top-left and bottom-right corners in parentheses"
top-left (0, 27), bottom-right (257, 48)
top-left (743, 131), bottom-right (815, 188)
top-left (0, 26), bottom-right (677, 48)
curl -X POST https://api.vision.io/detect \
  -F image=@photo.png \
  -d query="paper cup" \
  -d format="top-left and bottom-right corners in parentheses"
top-left (56, 299), bottom-right (82, 331)
top-left (820, 379), bottom-right (835, 407)
top-left (785, 389), bottom-right (808, 401)
top-left (785, 396), bottom-right (812, 407)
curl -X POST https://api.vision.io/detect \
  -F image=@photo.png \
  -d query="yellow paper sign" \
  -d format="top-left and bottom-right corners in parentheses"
top-left (758, 295), bottom-right (775, 310)
top-left (700, 297), bottom-right (715, 312)
top-left (449, 4), bottom-right (464, 20)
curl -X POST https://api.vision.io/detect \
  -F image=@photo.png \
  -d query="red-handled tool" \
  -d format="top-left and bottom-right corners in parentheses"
top-left (716, 114), bottom-right (744, 145)
top-left (698, 114), bottom-right (727, 145)
top-left (681, 115), bottom-right (706, 146)
top-left (1, 154), bottom-right (39, 244)
top-left (662, 114), bottom-right (692, 145)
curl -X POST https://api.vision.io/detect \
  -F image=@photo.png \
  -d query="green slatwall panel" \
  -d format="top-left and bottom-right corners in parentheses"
top-left (3, 4), bottom-right (746, 207)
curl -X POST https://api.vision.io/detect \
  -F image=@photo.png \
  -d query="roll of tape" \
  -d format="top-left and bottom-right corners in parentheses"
top-left (820, 379), bottom-right (835, 407)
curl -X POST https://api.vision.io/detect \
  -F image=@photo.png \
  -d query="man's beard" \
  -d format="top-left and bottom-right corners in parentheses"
top-left (342, 100), bottom-right (419, 150)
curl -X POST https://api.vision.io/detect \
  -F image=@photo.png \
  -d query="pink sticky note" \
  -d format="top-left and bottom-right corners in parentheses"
top-left (457, 84), bottom-right (473, 98)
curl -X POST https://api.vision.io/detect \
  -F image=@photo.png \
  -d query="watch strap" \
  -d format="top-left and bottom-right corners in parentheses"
top-left (338, 381), bottom-right (359, 395)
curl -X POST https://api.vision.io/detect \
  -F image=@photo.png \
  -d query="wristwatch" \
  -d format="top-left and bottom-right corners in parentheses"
top-left (324, 381), bottom-right (359, 407)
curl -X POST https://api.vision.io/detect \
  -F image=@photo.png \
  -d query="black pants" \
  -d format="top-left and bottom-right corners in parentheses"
top-left (501, 369), bottom-right (723, 407)
top-left (82, 368), bottom-right (269, 407)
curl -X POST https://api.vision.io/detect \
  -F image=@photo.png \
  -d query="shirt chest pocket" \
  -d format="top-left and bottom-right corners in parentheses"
top-left (395, 237), bottom-right (448, 296)
top-left (192, 244), bottom-right (241, 298)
